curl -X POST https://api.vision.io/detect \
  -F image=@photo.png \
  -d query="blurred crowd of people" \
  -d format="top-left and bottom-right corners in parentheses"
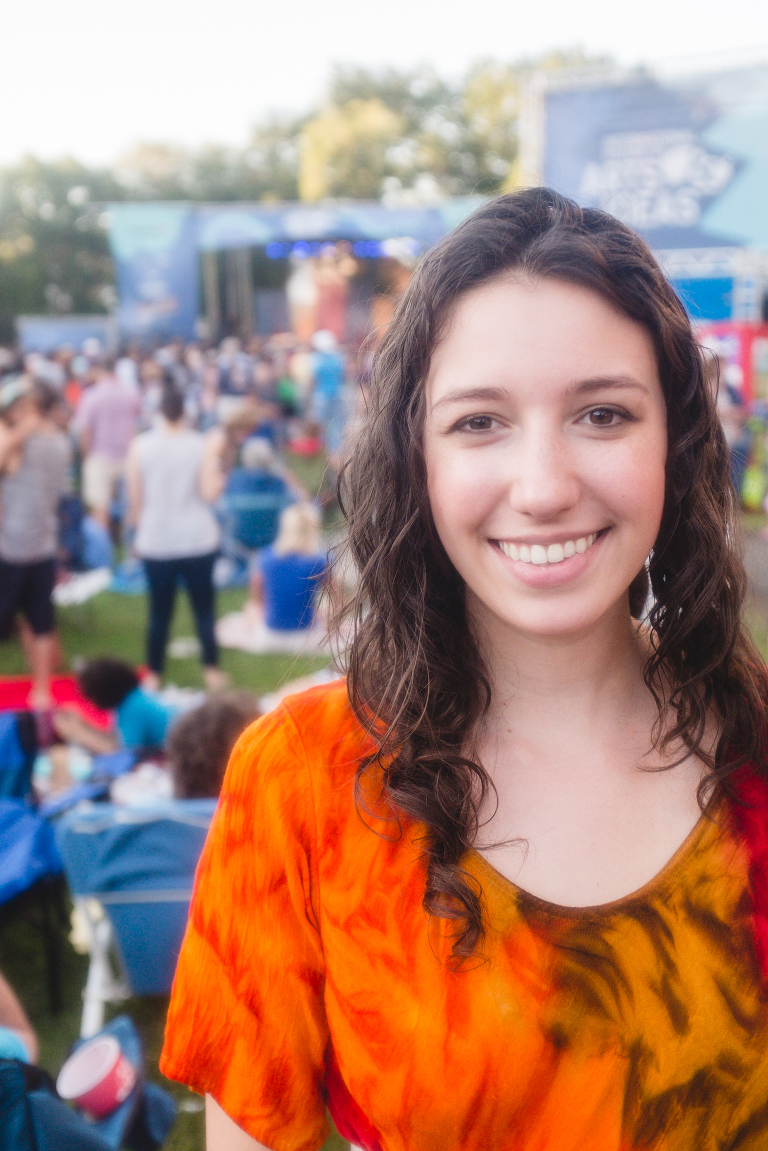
top-left (0, 329), bottom-right (364, 715)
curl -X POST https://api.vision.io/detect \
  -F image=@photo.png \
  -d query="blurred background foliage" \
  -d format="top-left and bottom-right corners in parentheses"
top-left (0, 52), bottom-right (605, 341)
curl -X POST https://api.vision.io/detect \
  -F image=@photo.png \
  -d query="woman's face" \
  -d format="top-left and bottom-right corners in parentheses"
top-left (423, 276), bottom-right (668, 641)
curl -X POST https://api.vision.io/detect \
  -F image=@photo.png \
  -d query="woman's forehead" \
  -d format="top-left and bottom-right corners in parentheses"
top-left (426, 277), bottom-right (660, 404)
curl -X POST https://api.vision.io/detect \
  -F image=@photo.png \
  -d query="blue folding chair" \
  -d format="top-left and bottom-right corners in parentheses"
top-left (56, 800), bottom-right (216, 1037)
top-left (0, 713), bottom-right (36, 801)
top-left (221, 469), bottom-right (292, 551)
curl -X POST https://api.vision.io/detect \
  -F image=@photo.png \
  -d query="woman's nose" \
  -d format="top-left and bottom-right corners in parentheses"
top-left (506, 425), bottom-right (580, 520)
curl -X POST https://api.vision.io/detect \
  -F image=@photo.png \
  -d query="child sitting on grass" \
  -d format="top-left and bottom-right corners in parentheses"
top-left (54, 657), bottom-right (177, 754)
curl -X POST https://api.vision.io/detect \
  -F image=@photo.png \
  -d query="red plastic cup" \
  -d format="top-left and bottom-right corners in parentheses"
top-left (56, 1035), bottom-right (137, 1119)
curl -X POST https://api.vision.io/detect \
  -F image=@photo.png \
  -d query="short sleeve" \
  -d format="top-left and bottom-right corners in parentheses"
top-left (72, 389), bottom-right (94, 434)
top-left (160, 704), bottom-right (329, 1151)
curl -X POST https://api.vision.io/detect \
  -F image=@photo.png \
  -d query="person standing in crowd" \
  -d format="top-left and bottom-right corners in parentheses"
top-left (704, 352), bottom-right (749, 495)
top-left (126, 380), bottom-right (227, 692)
top-left (309, 329), bottom-right (346, 452)
top-left (74, 357), bottom-right (139, 529)
top-left (0, 378), bottom-right (70, 710)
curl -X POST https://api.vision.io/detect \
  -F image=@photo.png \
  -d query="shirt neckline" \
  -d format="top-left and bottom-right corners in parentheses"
top-left (469, 791), bottom-right (725, 919)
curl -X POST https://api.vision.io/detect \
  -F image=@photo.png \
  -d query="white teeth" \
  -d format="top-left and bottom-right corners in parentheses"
top-left (499, 532), bottom-right (601, 565)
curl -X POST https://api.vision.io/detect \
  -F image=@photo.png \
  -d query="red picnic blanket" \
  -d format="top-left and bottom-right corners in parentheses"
top-left (0, 676), bottom-right (111, 728)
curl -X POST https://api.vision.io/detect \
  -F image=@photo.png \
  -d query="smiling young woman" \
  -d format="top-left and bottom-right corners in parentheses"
top-left (161, 190), bottom-right (768, 1151)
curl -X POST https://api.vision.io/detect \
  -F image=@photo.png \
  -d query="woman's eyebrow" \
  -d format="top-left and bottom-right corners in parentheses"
top-left (431, 386), bottom-right (509, 410)
top-left (430, 376), bottom-right (650, 412)
top-left (570, 375), bottom-right (650, 395)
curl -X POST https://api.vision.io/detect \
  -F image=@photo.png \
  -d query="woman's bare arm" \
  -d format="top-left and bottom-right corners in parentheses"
top-left (0, 971), bottom-right (38, 1063)
top-left (205, 1095), bottom-right (272, 1150)
top-left (125, 439), bottom-right (143, 529)
top-left (199, 429), bottom-right (226, 503)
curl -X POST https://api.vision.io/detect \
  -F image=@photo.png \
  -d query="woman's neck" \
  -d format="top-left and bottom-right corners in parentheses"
top-left (471, 595), bottom-right (649, 740)
top-left (469, 597), bottom-right (707, 907)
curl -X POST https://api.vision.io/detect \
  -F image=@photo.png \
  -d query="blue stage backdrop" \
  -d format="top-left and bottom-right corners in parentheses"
top-left (107, 198), bottom-right (483, 343)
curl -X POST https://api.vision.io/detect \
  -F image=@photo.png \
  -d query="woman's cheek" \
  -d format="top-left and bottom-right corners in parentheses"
top-left (591, 439), bottom-right (666, 526)
top-left (429, 456), bottom-right (500, 537)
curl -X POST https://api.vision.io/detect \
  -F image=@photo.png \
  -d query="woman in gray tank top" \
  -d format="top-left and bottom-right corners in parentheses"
top-left (126, 381), bottom-right (227, 692)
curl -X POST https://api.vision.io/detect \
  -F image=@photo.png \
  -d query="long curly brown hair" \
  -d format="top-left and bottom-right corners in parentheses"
top-left (338, 187), bottom-right (768, 963)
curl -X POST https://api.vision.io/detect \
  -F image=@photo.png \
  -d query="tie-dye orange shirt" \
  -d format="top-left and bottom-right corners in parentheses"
top-left (161, 680), bottom-right (768, 1151)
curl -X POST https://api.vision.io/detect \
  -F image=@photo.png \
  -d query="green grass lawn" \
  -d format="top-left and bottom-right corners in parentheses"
top-left (0, 581), bottom-right (343, 1151)
top-left (0, 585), bottom-right (330, 694)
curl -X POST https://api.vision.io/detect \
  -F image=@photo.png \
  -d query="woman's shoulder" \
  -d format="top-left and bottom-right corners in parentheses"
top-left (282, 676), bottom-right (365, 739)
top-left (218, 678), bottom-right (374, 847)
top-left (132, 427), bottom-right (157, 454)
top-left (236, 678), bottom-right (369, 773)
top-left (229, 678), bottom-right (369, 785)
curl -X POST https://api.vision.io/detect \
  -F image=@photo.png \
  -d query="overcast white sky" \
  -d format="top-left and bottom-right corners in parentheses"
top-left (1, 0), bottom-right (766, 166)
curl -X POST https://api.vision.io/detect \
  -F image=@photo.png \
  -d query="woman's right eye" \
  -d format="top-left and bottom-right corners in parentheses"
top-left (457, 415), bottom-right (496, 433)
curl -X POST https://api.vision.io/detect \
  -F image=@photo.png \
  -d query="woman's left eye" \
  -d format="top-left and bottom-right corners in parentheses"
top-left (458, 415), bottom-right (496, 432)
top-left (581, 407), bottom-right (624, 428)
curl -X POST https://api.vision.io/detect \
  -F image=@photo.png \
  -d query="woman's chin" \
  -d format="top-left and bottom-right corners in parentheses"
top-left (469, 590), bottom-right (631, 644)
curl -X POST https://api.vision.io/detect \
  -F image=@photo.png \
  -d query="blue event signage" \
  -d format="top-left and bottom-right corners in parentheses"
top-left (194, 199), bottom-right (482, 251)
top-left (542, 65), bottom-right (768, 253)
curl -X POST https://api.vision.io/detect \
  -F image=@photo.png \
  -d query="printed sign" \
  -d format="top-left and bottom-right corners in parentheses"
top-left (543, 65), bottom-right (768, 253)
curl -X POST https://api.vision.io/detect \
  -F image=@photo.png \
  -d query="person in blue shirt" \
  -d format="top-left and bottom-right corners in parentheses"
top-left (54, 658), bottom-right (176, 753)
top-left (249, 502), bottom-right (327, 631)
top-left (309, 330), bottom-right (346, 453)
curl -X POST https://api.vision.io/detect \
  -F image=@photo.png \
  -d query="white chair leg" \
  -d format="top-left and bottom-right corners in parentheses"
top-left (76, 898), bottom-right (129, 1038)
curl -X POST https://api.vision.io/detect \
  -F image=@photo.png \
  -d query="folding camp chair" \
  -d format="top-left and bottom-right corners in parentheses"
top-left (56, 800), bottom-right (216, 1037)
top-left (0, 712), bottom-right (36, 801)
top-left (221, 469), bottom-right (292, 551)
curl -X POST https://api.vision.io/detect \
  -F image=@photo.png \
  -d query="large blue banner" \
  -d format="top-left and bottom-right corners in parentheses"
top-left (108, 204), bottom-right (199, 344)
top-left (543, 65), bottom-right (768, 253)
